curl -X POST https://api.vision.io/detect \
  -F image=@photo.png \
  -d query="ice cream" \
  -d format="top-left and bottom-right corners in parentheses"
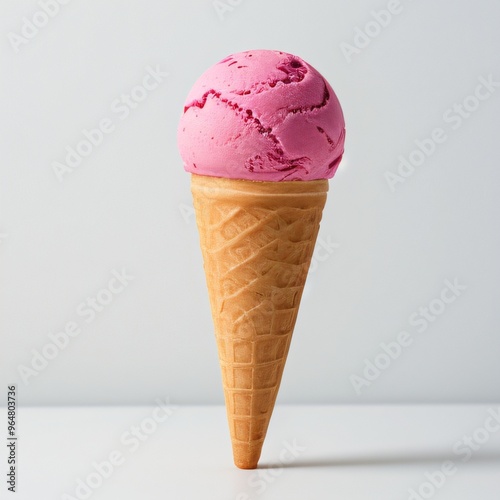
top-left (178, 49), bottom-right (345, 181)
top-left (178, 49), bottom-right (345, 469)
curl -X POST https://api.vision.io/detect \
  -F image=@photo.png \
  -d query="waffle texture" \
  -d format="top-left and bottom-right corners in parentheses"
top-left (191, 174), bottom-right (328, 468)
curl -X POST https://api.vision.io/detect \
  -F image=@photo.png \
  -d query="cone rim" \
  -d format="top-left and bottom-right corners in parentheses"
top-left (191, 173), bottom-right (329, 196)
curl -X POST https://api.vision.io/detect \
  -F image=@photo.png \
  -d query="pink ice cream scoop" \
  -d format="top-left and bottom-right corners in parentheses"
top-left (178, 49), bottom-right (345, 181)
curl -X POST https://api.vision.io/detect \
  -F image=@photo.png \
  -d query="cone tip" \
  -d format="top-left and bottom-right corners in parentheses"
top-left (232, 444), bottom-right (262, 469)
top-left (234, 458), bottom-right (259, 469)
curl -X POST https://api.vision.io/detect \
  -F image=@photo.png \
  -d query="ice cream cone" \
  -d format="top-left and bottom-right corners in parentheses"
top-left (191, 174), bottom-right (328, 469)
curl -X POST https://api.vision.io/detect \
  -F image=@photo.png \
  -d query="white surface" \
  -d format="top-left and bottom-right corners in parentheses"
top-left (6, 405), bottom-right (500, 499)
top-left (1, 0), bottom-right (500, 405)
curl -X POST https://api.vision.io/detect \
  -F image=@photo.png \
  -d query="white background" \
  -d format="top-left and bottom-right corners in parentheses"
top-left (1, 0), bottom-right (499, 406)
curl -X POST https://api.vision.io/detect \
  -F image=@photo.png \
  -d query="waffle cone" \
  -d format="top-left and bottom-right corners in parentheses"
top-left (191, 174), bottom-right (328, 469)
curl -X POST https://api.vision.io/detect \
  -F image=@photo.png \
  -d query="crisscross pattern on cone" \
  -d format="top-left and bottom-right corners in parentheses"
top-left (191, 174), bottom-right (328, 469)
